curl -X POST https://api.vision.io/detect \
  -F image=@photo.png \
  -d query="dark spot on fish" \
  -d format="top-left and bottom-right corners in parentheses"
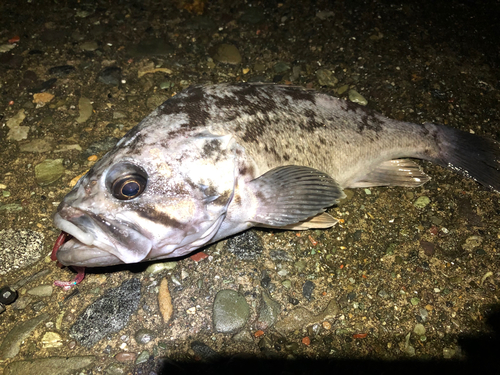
top-left (318, 137), bottom-right (327, 145)
top-left (202, 183), bottom-right (219, 199)
top-left (211, 189), bottom-right (232, 206)
top-left (233, 194), bottom-right (242, 206)
top-left (163, 124), bottom-right (197, 140)
top-left (240, 114), bottom-right (273, 144)
top-left (283, 153), bottom-right (290, 161)
top-left (358, 114), bottom-right (383, 135)
top-left (422, 148), bottom-right (433, 157)
top-left (340, 99), bottom-right (384, 134)
top-left (202, 139), bottom-right (222, 158)
top-left (421, 125), bottom-right (430, 137)
top-left (255, 190), bottom-right (266, 202)
top-left (136, 209), bottom-right (185, 229)
top-left (301, 109), bottom-right (324, 132)
top-left (157, 85), bottom-right (212, 128)
top-left (238, 164), bottom-right (255, 179)
top-left (263, 143), bottom-right (281, 162)
top-left (180, 178), bottom-right (198, 195)
top-left (278, 85), bottom-right (317, 104)
top-left (246, 165), bottom-right (255, 178)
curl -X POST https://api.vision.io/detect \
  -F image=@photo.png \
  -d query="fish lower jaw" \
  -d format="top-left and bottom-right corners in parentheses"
top-left (53, 213), bottom-right (95, 246)
top-left (57, 238), bottom-right (124, 267)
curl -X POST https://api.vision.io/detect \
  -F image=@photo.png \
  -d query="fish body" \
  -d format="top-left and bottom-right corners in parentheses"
top-left (53, 83), bottom-right (500, 268)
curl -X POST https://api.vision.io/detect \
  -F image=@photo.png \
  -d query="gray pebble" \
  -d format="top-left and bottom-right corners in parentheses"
top-left (97, 66), bottom-right (121, 86)
top-left (27, 285), bottom-right (53, 297)
top-left (413, 196), bottom-right (430, 208)
top-left (213, 289), bottom-right (250, 333)
top-left (269, 250), bottom-right (293, 262)
top-left (191, 341), bottom-right (220, 361)
top-left (225, 231), bottom-right (263, 260)
top-left (211, 44), bottom-right (242, 65)
top-left (378, 289), bottom-right (390, 299)
top-left (80, 41), bottom-right (98, 51)
top-left (35, 159), bottom-right (65, 186)
top-left (0, 230), bottom-right (44, 276)
top-left (134, 328), bottom-right (155, 345)
top-left (419, 307), bottom-right (429, 322)
top-left (0, 203), bottom-right (22, 212)
top-left (273, 62), bottom-right (290, 73)
top-left (135, 350), bottom-right (150, 364)
top-left (256, 290), bottom-right (281, 330)
top-left (69, 278), bottom-right (141, 347)
top-left (0, 313), bottom-right (49, 359)
top-left (413, 323), bottom-right (426, 335)
top-left (302, 280), bottom-right (315, 301)
top-left (348, 89), bottom-right (368, 105)
top-left (2, 355), bottom-right (96, 375)
top-left (31, 300), bottom-right (47, 312)
top-left (316, 69), bottom-right (338, 87)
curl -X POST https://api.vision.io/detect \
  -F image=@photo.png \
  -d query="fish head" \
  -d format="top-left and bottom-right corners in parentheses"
top-left (53, 128), bottom-right (238, 267)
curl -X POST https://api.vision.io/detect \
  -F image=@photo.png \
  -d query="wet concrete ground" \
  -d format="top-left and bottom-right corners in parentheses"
top-left (0, 0), bottom-right (499, 374)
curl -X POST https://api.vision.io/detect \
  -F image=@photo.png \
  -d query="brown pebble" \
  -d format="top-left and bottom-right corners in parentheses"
top-left (420, 241), bottom-right (435, 257)
top-left (115, 351), bottom-right (137, 362)
top-left (159, 277), bottom-right (173, 323)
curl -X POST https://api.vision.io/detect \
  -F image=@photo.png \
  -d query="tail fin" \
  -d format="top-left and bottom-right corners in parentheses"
top-left (431, 124), bottom-right (500, 193)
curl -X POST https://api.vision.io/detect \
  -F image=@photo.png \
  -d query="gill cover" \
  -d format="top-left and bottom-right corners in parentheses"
top-left (151, 131), bottom-right (238, 257)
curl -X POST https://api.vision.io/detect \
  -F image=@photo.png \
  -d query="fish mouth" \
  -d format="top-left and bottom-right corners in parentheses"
top-left (51, 230), bottom-right (124, 267)
top-left (53, 206), bottom-right (153, 267)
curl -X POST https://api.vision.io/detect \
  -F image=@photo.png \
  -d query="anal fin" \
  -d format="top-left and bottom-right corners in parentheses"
top-left (270, 212), bottom-right (339, 230)
top-left (350, 159), bottom-right (430, 188)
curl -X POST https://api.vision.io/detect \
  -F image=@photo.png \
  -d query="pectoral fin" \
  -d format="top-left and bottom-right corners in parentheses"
top-left (247, 166), bottom-right (345, 227)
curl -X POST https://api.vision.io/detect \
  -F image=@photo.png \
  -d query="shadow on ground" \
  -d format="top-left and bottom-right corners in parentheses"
top-left (150, 305), bottom-right (500, 375)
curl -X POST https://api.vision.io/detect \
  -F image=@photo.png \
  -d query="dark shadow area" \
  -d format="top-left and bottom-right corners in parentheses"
top-left (149, 306), bottom-right (500, 375)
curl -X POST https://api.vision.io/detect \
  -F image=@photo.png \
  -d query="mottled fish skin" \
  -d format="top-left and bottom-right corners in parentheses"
top-left (132, 83), bottom-right (440, 187)
top-left (53, 83), bottom-right (500, 268)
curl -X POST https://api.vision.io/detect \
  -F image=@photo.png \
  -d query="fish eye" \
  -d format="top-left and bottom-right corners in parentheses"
top-left (111, 174), bottom-right (147, 200)
top-left (106, 163), bottom-right (148, 201)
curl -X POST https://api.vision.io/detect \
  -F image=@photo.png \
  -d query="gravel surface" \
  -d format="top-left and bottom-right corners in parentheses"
top-left (0, 1), bottom-right (499, 374)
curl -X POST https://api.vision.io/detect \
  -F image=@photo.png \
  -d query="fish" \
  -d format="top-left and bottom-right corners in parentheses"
top-left (51, 82), bottom-right (500, 282)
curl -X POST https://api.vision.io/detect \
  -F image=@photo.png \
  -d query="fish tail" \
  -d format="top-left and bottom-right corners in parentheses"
top-left (427, 123), bottom-right (500, 192)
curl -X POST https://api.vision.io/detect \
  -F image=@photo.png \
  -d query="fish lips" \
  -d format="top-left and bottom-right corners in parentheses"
top-left (54, 235), bottom-right (123, 267)
top-left (53, 207), bottom-right (153, 267)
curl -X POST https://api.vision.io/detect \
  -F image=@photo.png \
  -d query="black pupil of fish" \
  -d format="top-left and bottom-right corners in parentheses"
top-left (121, 180), bottom-right (140, 197)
